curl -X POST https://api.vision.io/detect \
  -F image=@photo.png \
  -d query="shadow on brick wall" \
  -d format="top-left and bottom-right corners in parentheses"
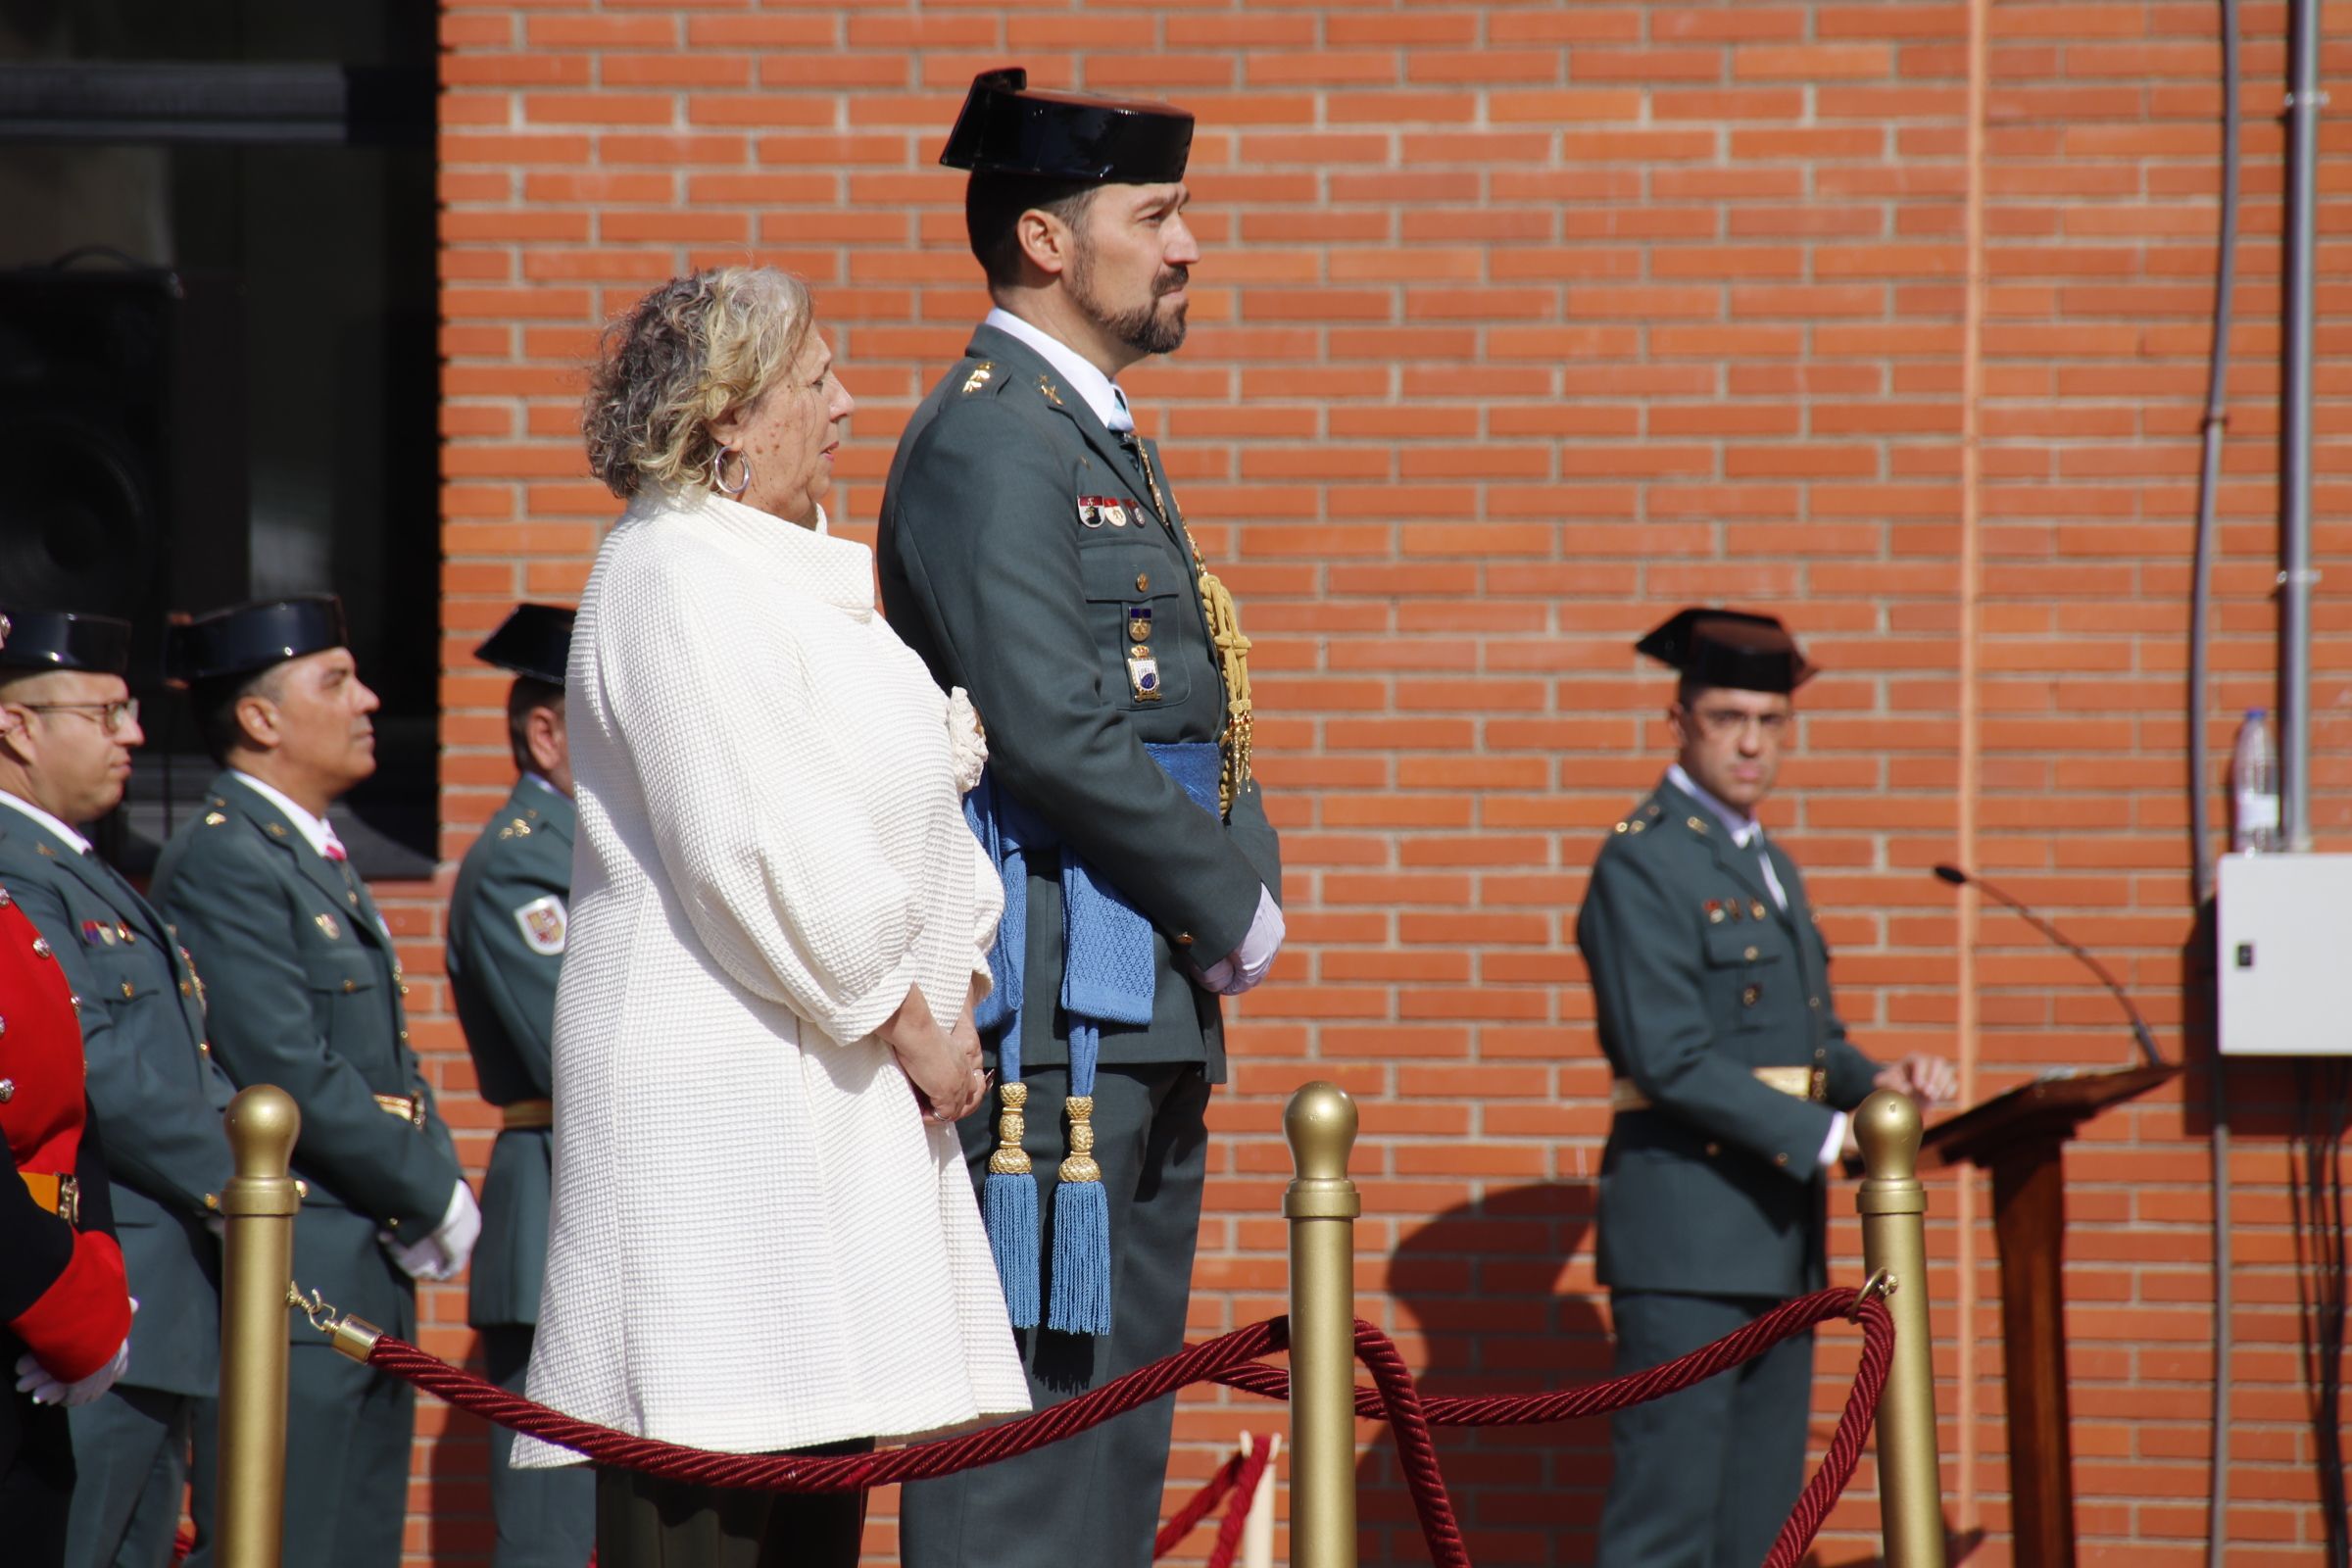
top-left (1357, 1180), bottom-right (1607, 1567)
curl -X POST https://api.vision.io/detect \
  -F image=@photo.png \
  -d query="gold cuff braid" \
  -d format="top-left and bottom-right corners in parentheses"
top-left (1057, 1093), bottom-right (1102, 1184)
top-left (988, 1081), bottom-right (1032, 1176)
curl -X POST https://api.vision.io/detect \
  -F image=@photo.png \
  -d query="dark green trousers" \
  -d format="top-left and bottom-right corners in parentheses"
top-left (1595, 1292), bottom-right (1814, 1568)
top-left (900, 1062), bottom-right (1211, 1568)
top-left (482, 1326), bottom-right (594, 1568)
top-left (64, 1384), bottom-right (191, 1568)
top-left (593, 1439), bottom-right (870, 1568)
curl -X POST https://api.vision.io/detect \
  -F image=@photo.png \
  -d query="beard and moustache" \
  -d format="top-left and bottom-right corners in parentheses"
top-left (1068, 241), bottom-right (1190, 357)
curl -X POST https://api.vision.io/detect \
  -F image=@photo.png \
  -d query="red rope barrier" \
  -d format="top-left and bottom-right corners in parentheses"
top-left (1205, 1441), bottom-right (1273, 1568)
top-left (1152, 1438), bottom-right (1273, 1566)
top-left (359, 1285), bottom-right (1892, 1568)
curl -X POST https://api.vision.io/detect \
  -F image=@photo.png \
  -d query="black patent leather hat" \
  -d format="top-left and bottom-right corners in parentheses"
top-left (940, 68), bottom-right (1193, 183)
top-left (165, 596), bottom-right (349, 686)
top-left (1636, 608), bottom-right (1817, 694)
top-left (0, 607), bottom-right (133, 676)
top-left (473, 603), bottom-right (574, 687)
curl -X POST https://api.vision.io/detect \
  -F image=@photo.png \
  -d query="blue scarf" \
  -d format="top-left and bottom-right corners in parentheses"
top-left (962, 742), bottom-right (1221, 1335)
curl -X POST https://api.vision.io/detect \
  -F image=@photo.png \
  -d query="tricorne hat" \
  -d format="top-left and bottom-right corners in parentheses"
top-left (0, 607), bottom-right (133, 677)
top-left (940, 67), bottom-right (1193, 183)
top-left (1636, 607), bottom-right (1817, 695)
top-left (166, 596), bottom-right (350, 687)
top-left (473, 603), bottom-right (575, 688)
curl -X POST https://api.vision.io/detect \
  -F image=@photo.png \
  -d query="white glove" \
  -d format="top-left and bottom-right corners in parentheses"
top-left (433, 1180), bottom-right (482, 1276)
top-left (16, 1298), bottom-right (136, 1406)
top-left (1193, 886), bottom-right (1285, 997)
top-left (382, 1181), bottom-right (480, 1282)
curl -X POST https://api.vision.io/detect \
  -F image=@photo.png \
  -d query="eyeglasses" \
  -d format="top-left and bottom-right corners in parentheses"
top-left (17, 698), bottom-right (140, 735)
top-left (1690, 707), bottom-right (1790, 740)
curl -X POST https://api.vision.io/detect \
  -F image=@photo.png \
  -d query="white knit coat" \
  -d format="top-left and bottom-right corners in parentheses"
top-left (516, 487), bottom-right (1028, 1465)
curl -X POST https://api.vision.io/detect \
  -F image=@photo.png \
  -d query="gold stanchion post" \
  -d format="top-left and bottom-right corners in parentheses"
top-left (1284, 1082), bottom-right (1360, 1568)
top-left (1856, 1089), bottom-right (1947, 1568)
top-left (219, 1085), bottom-right (301, 1568)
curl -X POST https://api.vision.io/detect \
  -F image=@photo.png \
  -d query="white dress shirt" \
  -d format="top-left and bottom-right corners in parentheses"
top-left (228, 770), bottom-right (344, 860)
top-left (0, 789), bottom-right (92, 855)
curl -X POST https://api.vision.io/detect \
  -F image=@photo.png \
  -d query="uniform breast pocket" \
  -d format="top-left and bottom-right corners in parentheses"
top-left (81, 950), bottom-right (153, 1010)
top-left (1703, 918), bottom-right (1785, 1026)
top-left (1079, 541), bottom-right (1192, 710)
top-left (303, 951), bottom-right (381, 1032)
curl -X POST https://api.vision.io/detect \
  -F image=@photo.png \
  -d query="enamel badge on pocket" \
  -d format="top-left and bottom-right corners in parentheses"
top-left (1127, 643), bottom-right (1162, 701)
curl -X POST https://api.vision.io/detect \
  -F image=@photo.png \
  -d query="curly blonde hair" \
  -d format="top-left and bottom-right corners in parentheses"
top-left (581, 267), bottom-right (813, 499)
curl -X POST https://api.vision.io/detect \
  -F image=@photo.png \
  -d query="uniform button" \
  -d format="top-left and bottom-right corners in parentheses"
top-left (343, 980), bottom-right (358, 994)
top-left (1751, 902), bottom-right (1767, 921)
top-left (399, 1030), bottom-right (410, 1043)
top-left (0, 1079), bottom-right (13, 1102)
top-left (204, 1192), bottom-right (220, 1209)
top-left (1135, 572), bottom-right (1150, 593)
top-left (1703, 1141), bottom-right (1720, 1157)
top-left (1743, 946), bottom-right (1759, 962)
top-left (1809, 996), bottom-right (1822, 1009)
top-left (1740, 985), bottom-right (1761, 1007)
top-left (1174, 933), bottom-right (1194, 948)
top-left (199, 1042), bottom-right (211, 1054)
top-left (1774, 1152), bottom-right (1789, 1166)
top-left (30, 937), bottom-right (51, 958)
top-left (120, 982), bottom-right (134, 1000)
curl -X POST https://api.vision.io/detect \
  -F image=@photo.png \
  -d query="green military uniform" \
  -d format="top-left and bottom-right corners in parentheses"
top-left (0, 808), bottom-right (235, 1568)
top-left (1578, 608), bottom-right (1883, 1568)
top-left (154, 773), bottom-right (461, 1568)
top-left (446, 776), bottom-right (590, 1568)
top-left (881, 322), bottom-right (1280, 1565)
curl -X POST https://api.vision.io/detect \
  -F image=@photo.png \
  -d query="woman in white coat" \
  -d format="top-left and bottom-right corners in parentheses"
top-left (520, 267), bottom-right (1029, 1567)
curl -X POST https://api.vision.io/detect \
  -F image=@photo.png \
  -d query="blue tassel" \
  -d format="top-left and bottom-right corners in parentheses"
top-left (1049, 1178), bottom-right (1112, 1336)
top-left (983, 1169), bottom-right (1041, 1329)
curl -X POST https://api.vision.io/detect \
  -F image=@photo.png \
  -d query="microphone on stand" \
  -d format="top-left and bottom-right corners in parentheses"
top-left (1933, 863), bottom-right (2164, 1068)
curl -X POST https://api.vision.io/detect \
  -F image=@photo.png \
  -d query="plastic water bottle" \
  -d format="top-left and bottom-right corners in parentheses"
top-left (2231, 708), bottom-right (2281, 853)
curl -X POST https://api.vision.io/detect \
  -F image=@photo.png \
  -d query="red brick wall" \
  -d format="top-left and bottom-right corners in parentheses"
top-left (408, 2), bottom-right (2352, 1563)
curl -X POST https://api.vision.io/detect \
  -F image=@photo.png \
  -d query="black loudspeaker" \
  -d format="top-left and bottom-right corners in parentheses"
top-left (0, 254), bottom-right (249, 689)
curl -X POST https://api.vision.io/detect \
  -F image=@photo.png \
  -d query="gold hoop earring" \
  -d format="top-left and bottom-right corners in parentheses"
top-left (711, 446), bottom-right (753, 497)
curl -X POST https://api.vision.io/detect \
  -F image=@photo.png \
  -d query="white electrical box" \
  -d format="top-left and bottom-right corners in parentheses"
top-left (2217, 853), bottom-right (2352, 1055)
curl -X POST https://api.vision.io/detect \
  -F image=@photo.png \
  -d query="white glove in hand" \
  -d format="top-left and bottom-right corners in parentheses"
top-left (382, 1181), bottom-right (480, 1282)
top-left (1193, 886), bottom-right (1285, 997)
top-left (434, 1180), bottom-right (482, 1277)
top-left (15, 1298), bottom-right (136, 1406)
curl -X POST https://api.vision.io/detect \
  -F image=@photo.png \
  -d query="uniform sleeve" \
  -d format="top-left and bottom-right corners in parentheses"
top-left (589, 545), bottom-right (930, 1047)
top-left (886, 396), bottom-right (1265, 957)
top-left (2, 1100), bottom-right (131, 1383)
top-left (455, 847), bottom-right (566, 1098)
top-left (1815, 942), bottom-right (1882, 1110)
top-left (160, 839), bottom-right (458, 1233)
top-left (11, 880), bottom-right (232, 1216)
top-left (1577, 847), bottom-right (1836, 1178)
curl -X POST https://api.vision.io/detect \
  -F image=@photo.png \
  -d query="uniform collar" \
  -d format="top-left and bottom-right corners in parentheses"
top-left (1666, 763), bottom-right (1765, 849)
top-left (229, 770), bottom-right (339, 859)
top-left (982, 307), bottom-right (1134, 433)
top-left (0, 788), bottom-right (91, 856)
top-left (520, 772), bottom-right (565, 801)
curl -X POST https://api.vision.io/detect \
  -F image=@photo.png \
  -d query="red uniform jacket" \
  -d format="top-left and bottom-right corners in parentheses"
top-left (1, 887), bottom-right (130, 1382)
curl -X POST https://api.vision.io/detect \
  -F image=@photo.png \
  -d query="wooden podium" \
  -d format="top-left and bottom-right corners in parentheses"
top-left (1919, 1063), bottom-right (2180, 1568)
